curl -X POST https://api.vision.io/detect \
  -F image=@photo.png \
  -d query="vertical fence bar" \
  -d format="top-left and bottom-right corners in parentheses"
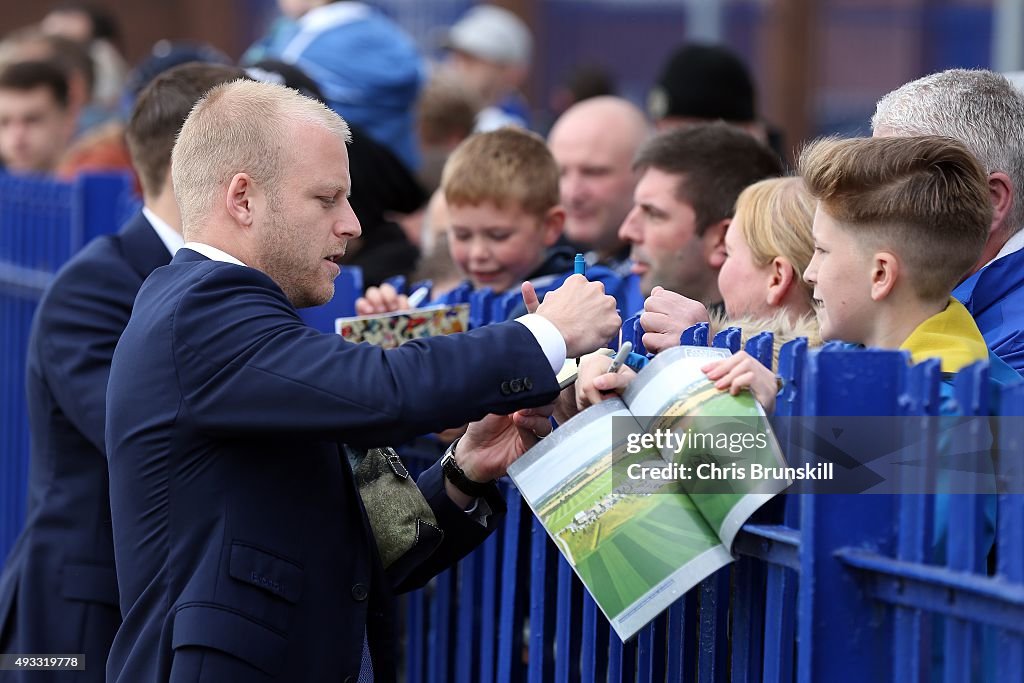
top-left (607, 631), bottom-right (636, 683)
top-left (942, 363), bottom-right (990, 683)
top-left (996, 382), bottom-right (1024, 682)
top-left (478, 525), bottom-right (501, 683)
top-left (893, 359), bottom-right (940, 683)
top-left (454, 551), bottom-right (478, 683)
top-left (528, 517), bottom-right (555, 683)
top-left (554, 556), bottom-right (582, 683)
top-left (731, 555), bottom-right (766, 683)
top-left (712, 327), bottom-right (741, 354)
top-left (427, 569), bottom-right (453, 683)
top-left (496, 493), bottom-right (526, 682)
top-left (680, 322), bottom-right (709, 347)
top-left (636, 613), bottom-right (667, 683)
top-left (697, 567), bottom-right (730, 682)
top-left (797, 349), bottom-right (904, 683)
top-left (407, 590), bottom-right (426, 683)
top-left (580, 590), bottom-right (609, 683)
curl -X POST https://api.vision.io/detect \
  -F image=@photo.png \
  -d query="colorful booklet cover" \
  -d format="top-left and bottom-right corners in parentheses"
top-left (507, 345), bottom-right (790, 641)
top-left (335, 304), bottom-right (471, 349)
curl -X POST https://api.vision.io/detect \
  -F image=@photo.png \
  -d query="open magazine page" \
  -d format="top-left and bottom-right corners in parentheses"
top-left (334, 303), bottom-right (470, 348)
top-left (508, 398), bottom-right (732, 641)
top-left (622, 345), bottom-right (790, 549)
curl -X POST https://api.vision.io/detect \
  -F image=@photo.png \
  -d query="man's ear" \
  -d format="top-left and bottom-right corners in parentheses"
top-left (989, 171), bottom-right (1013, 236)
top-left (703, 218), bottom-right (730, 268)
top-left (542, 205), bottom-right (566, 247)
top-left (226, 173), bottom-right (256, 228)
top-left (766, 256), bottom-right (796, 306)
top-left (870, 251), bottom-right (899, 301)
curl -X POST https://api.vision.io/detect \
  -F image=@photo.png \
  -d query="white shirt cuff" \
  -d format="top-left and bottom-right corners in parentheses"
top-left (463, 497), bottom-right (493, 527)
top-left (514, 314), bottom-right (567, 374)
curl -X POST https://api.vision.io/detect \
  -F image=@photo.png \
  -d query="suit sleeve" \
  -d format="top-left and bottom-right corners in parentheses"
top-left (172, 265), bottom-right (560, 446)
top-left (36, 246), bottom-right (137, 453)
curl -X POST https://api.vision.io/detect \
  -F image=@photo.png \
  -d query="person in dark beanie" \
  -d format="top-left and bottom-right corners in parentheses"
top-left (648, 43), bottom-right (771, 146)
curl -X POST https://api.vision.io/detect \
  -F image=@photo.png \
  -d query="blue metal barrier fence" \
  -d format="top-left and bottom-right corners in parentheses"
top-left (1, 172), bottom-right (1022, 681)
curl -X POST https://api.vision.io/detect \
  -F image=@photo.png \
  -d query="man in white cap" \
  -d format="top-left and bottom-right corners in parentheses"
top-left (441, 4), bottom-right (533, 131)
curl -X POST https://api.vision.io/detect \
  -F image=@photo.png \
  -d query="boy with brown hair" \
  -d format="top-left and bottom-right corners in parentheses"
top-left (356, 126), bottom-right (574, 314)
top-left (440, 126), bottom-right (570, 295)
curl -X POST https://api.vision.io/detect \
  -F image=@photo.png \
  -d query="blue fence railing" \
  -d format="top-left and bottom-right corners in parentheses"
top-left (0, 172), bottom-right (132, 560)
top-left (1, 172), bottom-right (1022, 681)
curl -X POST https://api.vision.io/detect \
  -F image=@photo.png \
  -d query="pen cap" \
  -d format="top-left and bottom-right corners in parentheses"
top-left (574, 253), bottom-right (586, 276)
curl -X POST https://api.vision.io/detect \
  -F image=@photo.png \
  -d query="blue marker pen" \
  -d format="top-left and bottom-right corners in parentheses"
top-left (574, 253), bottom-right (586, 277)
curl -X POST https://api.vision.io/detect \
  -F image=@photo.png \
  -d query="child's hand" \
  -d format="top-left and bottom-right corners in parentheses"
top-left (575, 351), bottom-right (637, 412)
top-left (701, 351), bottom-right (779, 415)
top-left (355, 283), bottom-right (409, 315)
top-left (640, 286), bottom-right (710, 353)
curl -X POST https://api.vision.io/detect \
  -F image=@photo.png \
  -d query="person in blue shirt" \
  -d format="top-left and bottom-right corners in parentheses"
top-left (244, 0), bottom-right (424, 171)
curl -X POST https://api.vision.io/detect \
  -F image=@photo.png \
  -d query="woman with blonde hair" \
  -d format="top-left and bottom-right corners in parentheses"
top-left (717, 176), bottom-right (816, 322)
top-left (640, 175), bottom-right (821, 362)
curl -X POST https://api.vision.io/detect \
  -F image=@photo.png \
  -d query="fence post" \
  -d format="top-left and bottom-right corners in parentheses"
top-left (796, 348), bottom-right (903, 683)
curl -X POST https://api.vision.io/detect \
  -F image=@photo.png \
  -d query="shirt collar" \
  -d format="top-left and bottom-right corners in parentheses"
top-left (182, 241), bottom-right (249, 267)
top-left (142, 206), bottom-right (184, 257)
top-left (983, 228), bottom-right (1024, 269)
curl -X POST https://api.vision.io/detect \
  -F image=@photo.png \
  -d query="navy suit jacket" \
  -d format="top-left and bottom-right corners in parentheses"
top-left (104, 249), bottom-right (559, 683)
top-left (0, 213), bottom-right (170, 683)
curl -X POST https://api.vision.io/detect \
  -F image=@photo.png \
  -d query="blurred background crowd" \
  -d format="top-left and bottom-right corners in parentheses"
top-left (0, 0), bottom-right (1021, 290)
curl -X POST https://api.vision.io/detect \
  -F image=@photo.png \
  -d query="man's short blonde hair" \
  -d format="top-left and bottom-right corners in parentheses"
top-left (799, 135), bottom-right (991, 301)
top-left (734, 176), bottom-right (816, 305)
top-left (441, 127), bottom-right (559, 217)
top-left (171, 78), bottom-right (350, 236)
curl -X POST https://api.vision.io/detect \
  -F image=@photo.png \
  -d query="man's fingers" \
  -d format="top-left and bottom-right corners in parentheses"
top-left (354, 298), bottom-right (374, 315)
top-left (521, 281), bottom-right (541, 314)
top-left (518, 403), bottom-right (555, 419)
top-left (514, 413), bottom-right (552, 436)
top-left (642, 331), bottom-right (677, 354)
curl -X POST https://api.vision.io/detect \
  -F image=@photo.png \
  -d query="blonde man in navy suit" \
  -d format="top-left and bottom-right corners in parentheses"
top-left (104, 79), bottom-right (620, 682)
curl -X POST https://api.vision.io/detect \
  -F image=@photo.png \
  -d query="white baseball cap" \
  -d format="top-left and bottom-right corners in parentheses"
top-left (444, 5), bottom-right (532, 66)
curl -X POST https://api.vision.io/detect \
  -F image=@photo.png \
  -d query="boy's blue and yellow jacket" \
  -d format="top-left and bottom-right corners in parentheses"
top-left (899, 299), bottom-right (1022, 560)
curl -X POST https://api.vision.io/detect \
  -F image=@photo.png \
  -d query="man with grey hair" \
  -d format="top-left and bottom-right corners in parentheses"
top-left (873, 68), bottom-right (1024, 372)
top-left (104, 79), bottom-right (619, 681)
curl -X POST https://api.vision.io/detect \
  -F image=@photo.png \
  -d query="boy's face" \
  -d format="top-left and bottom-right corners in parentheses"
top-left (803, 205), bottom-right (876, 343)
top-left (447, 200), bottom-right (562, 293)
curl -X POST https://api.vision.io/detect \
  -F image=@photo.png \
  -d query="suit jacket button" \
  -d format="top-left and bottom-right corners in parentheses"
top-left (344, 676), bottom-right (357, 683)
top-left (500, 381), bottom-right (511, 395)
top-left (351, 583), bottom-right (368, 601)
top-left (509, 378), bottom-right (523, 393)
top-left (523, 377), bottom-right (533, 390)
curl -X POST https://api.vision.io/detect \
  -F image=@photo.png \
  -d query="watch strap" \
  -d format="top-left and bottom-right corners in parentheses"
top-left (441, 438), bottom-right (493, 497)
